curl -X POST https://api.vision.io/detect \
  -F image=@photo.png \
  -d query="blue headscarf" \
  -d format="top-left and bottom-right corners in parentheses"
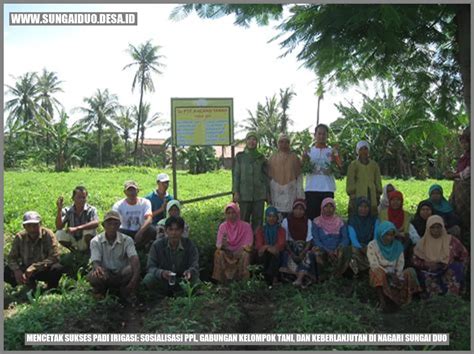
top-left (264, 206), bottom-right (279, 245)
top-left (428, 184), bottom-right (453, 214)
top-left (375, 221), bottom-right (404, 262)
top-left (348, 197), bottom-right (377, 245)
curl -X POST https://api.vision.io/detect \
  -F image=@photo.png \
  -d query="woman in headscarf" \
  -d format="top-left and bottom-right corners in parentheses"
top-left (312, 198), bottom-right (351, 280)
top-left (346, 141), bottom-right (383, 216)
top-left (411, 201), bottom-right (434, 237)
top-left (425, 184), bottom-right (461, 238)
top-left (378, 184), bottom-right (396, 214)
top-left (233, 131), bottom-right (270, 231)
top-left (280, 199), bottom-right (317, 288)
top-left (255, 206), bottom-right (286, 287)
top-left (268, 134), bottom-right (304, 218)
top-left (412, 215), bottom-right (469, 298)
top-left (156, 200), bottom-right (190, 239)
top-left (212, 202), bottom-right (254, 284)
top-left (348, 197), bottom-right (378, 275)
top-left (446, 127), bottom-right (470, 241)
top-left (367, 221), bottom-right (421, 312)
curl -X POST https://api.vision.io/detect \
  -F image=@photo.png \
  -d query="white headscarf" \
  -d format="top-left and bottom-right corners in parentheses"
top-left (356, 141), bottom-right (369, 155)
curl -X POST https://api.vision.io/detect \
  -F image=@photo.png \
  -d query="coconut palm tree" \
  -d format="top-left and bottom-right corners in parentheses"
top-left (116, 107), bottom-right (135, 160)
top-left (123, 40), bottom-right (166, 163)
top-left (279, 87), bottom-right (296, 133)
top-left (76, 89), bottom-right (119, 168)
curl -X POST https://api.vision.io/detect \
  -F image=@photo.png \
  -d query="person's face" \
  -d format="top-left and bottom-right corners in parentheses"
top-left (430, 189), bottom-right (442, 203)
top-left (225, 207), bottom-right (238, 222)
top-left (429, 223), bottom-right (443, 238)
top-left (267, 213), bottom-right (278, 226)
top-left (314, 127), bottom-right (328, 144)
top-left (293, 205), bottom-right (305, 218)
top-left (358, 146), bottom-right (369, 160)
top-left (169, 205), bottom-right (180, 217)
top-left (158, 181), bottom-right (169, 192)
top-left (24, 223), bottom-right (40, 237)
top-left (322, 203), bottom-right (335, 216)
top-left (167, 224), bottom-right (183, 243)
top-left (125, 187), bottom-right (138, 199)
top-left (358, 202), bottom-right (370, 217)
top-left (278, 138), bottom-right (290, 152)
top-left (246, 136), bottom-right (257, 150)
top-left (73, 190), bottom-right (87, 207)
top-left (386, 184), bottom-right (395, 194)
top-left (103, 219), bottom-right (121, 235)
top-left (419, 205), bottom-right (432, 220)
top-left (389, 197), bottom-right (402, 210)
top-left (382, 230), bottom-right (396, 245)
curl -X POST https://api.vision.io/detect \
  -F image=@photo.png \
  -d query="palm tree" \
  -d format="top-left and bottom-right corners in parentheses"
top-left (123, 40), bottom-right (166, 163)
top-left (116, 107), bottom-right (135, 160)
top-left (315, 79), bottom-right (324, 126)
top-left (131, 102), bottom-right (165, 157)
top-left (279, 87), bottom-right (296, 133)
top-left (76, 89), bottom-right (119, 168)
top-left (4, 72), bottom-right (39, 142)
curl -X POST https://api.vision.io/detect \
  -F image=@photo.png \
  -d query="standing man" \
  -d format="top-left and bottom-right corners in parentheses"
top-left (145, 173), bottom-right (174, 225)
top-left (56, 186), bottom-right (99, 253)
top-left (5, 211), bottom-right (63, 290)
top-left (87, 211), bottom-right (140, 302)
top-left (113, 181), bottom-right (156, 249)
top-left (233, 132), bottom-right (270, 231)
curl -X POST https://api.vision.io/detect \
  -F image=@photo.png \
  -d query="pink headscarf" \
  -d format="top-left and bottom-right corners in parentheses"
top-left (216, 202), bottom-right (253, 252)
top-left (314, 198), bottom-right (344, 235)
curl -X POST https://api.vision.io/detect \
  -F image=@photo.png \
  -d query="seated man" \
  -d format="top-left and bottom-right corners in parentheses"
top-left (143, 216), bottom-right (199, 296)
top-left (5, 211), bottom-right (63, 290)
top-left (87, 211), bottom-right (140, 302)
top-left (145, 173), bottom-right (174, 226)
top-left (56, 186), bottom-right (99, 253)
top-left (113, 180), bottom-right (156, 249)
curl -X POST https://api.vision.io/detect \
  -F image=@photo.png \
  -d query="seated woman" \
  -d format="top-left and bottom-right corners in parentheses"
top-left (378, 191), bottom-right (420, 263)
top-left (279, 199), bottom-right (317, 288)
top-left (367, 221), bottom-right (421, 312)
top-left (157, 200), bottom-right (190, 239)
top-left (411, 200), bottom-right (434, 237)
top-left (312, 198), bottom-right (351, 280)
top-left (413, 215), bottom-right (469, 298)
top-left (212, 202), bottom-right (253, 284)
top-left (255, 207), bottom-right (286, 287)
top-left (425, 184), bottom-right (461, 238)
top-left (377, 183), bottom-right (396, 214)
top-left (348, 197), bottom-right (378, 276)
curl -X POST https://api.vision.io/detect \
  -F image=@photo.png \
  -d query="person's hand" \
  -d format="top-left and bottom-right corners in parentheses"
top-left (392, 275), bottom-right (402, 288)
top-left (162, 200), bottom-right (168, 212)
top-left (14, 269), bottom-right (26, 284)
top-left (332, 144), bottom-right (340, 156)
top-left (183, 270), bottom-right (192, 281)
top-left (93, 266), bottom-right (106, 279)
top-left (233, 192), bottom-right (240, 203)
top-left (67, 226), bottom-right (78, 234)
top-left (267, 246), bottom-right (278, 256)
top-left (56, 196), bottom-right (64, 210)
top-left (161, 271), bottom-right (172, 281)
top-left (329, 251), bottom-right (338, 261)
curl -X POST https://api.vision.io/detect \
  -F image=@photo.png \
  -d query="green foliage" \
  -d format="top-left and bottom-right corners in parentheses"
top-left (178, 146), bottom-right (219, 174)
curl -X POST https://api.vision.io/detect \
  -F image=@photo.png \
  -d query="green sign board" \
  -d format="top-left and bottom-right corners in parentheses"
top-left (171, 98), bottom-right (234, 146)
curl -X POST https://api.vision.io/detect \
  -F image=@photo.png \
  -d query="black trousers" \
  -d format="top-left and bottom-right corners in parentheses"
top-left (4, 264), bottom-right (64, 290)
top-left (120, 225), bottom-right (157, 250)
top-left (305, 191), bottom-right (334, 220)
top-left (258, 251), bottom-right (280, 285)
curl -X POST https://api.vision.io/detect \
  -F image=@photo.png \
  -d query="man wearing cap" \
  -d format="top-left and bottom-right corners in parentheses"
top-left (112, 181), bottom-right (156, 249)
top-left (5, 211), bottom-right (63, 290)
top-left (87, 211), bottom-right (140, 302)
top-left (145, 173), bottom-right (174, 225)
top-left (233, 132), bottom-right (270, 231)
top-left (55, 186), bottom-right (99, 253)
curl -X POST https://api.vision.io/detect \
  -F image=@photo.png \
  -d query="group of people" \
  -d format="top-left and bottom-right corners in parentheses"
top-left (5, 124), bottom-right (470, 312)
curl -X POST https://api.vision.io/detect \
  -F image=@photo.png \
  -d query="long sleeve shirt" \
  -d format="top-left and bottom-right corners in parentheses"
top-left (312, 224), bottom-right (350, 252)
top-left (255, 226), bottom-right (286, 252)
top-left (146, 237), bottom-right (199, 281)
top-left (8, 227), bottom-right (60, 273)
top-left (367, 239), bottom-right (405, 277)
top-left (232, 151), bottom-right (270, 201)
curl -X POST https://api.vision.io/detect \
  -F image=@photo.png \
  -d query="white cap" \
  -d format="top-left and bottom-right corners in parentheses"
top-left (156, 173), bottom-right (170, 182)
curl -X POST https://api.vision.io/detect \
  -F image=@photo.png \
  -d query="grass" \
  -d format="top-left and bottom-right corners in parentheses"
top-left (3, 167), bottom-right (468, 350)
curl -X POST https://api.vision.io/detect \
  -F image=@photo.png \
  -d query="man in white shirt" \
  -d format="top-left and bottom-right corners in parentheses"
top-left (112, 180), bottom-right (156, 249)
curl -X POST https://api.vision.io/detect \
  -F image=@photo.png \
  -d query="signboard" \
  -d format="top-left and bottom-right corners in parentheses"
top-left (171, 98), bottom-right (233, 146)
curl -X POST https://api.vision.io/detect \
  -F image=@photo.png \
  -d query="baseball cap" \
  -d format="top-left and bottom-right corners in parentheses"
top-left (156, 173), bottom-right (170, 182)
top-left (103, 210), bottom-right (122, 222)
top-left (124, 180), bottom-right (139, 190)
top-left (23, 211), bottom-right (41, 225)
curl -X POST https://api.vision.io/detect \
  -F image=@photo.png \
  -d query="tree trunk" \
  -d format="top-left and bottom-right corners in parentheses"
top-left (134, 79), bottom-right (145, 165)
top-left (455, 5), bottom-right (471, 118)
top-left (98, 124), bottom-right (103, 168)
top-left (316, 95), bottom-right (322, 126)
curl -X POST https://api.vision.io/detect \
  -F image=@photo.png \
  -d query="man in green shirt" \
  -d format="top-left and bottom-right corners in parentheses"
top-left (143, 216), bottom-right (199, 296)
top-left (233, 132), bottom-right (270, 231)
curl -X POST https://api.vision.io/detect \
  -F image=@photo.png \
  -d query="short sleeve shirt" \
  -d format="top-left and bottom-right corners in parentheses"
top-left (62, 204), bottom-right (99, 237)
top-left (112, 197), bottom-right (152, 232)
top-left (90, 232), bottom-right (137, 273)
top-left (145, 191), bottom-right (173, 225)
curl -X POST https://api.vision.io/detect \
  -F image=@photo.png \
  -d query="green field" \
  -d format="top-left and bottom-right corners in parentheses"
top-left (3, 168), bottom-right (469, 350)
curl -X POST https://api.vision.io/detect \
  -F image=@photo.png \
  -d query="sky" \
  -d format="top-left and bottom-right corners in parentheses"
top-left (4, 3), bottom-right (370, 139)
